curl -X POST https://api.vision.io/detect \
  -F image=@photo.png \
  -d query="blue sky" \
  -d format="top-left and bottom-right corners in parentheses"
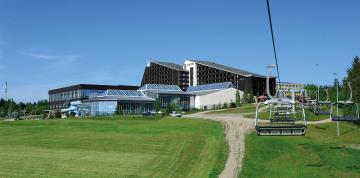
top-left (0, 0), bottom-right (359, 102)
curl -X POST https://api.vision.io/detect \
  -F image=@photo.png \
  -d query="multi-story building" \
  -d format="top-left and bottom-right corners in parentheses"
top-left (184, 60), bottom-right (276, 96)
top-left (276, 82), bottom-right (304, 91)
top-left (141, 61), bottom-right (189, 90)
top-left (83, 84), bottom-right (194, 116)
top-left (48, 84), bottom-right (138, 110)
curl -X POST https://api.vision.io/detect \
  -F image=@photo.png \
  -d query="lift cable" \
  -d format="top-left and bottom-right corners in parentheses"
top-left (266, 0), bottom-right (281, 85)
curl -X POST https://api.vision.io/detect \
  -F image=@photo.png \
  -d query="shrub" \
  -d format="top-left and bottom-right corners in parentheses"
top-left (230, 102), bottom-right (237, 108)
top-left (223, 102), bottom-right (228, 108)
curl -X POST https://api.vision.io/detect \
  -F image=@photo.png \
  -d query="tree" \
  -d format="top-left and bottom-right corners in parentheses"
top-left (344, 56), bottom-right (360, 103)
top-left (114, 104), bottom-right (123, 115)
top-left (165, 103), bottom-right (174, 115)
top-left (242, 90), bottom-right (255, 104)
top-left (235, 90), bottom-right (241, 107)
top-left (223, 102), bottom-right (228, 108)
top-left (153, 98), bottom-right (161, 112)
top-left (0, 99), bottom-right (50, 118)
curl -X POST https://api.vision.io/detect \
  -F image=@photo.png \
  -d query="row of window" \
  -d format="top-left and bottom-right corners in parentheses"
top-left (49, 89), bottom-right (105, 102)
top-left (49, 105), bottom-right (63, 109)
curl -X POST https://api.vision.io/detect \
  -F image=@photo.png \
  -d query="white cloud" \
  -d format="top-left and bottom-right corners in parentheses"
top-left (17, 50), bottom-right (80, 61)
top-left (17, 50), bottom-right (81, 68)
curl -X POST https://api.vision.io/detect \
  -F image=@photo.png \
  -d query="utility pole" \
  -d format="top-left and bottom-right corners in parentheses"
top-left (316, 64), bottom-right (320, 103)
top-left (334, 73), bottom-right (340, 137)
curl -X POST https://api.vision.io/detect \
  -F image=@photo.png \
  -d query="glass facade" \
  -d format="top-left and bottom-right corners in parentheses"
top-left (49, 89), bottom-right (105, 102)
top-left (85, 101), bottom-right (154, 116)
top-left (118, 101), bottom-right (153, 115)
top-left (87, 101), bottom-right (117, 116)
top-left (158, 94), bottom-right (192, 110)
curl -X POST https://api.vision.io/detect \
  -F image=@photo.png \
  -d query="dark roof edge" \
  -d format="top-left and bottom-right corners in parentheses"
top-left (48, 84), bottom-right (139, 94)
top-left (150, 61), bottom-right (186, 71)
top-left (187, 59), bottom-right (273, 78)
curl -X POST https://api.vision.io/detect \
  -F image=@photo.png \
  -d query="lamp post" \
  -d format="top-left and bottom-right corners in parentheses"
top-left (333, 72), bottom-right (339, 136)
top-left (316, 64), bottom-right (320, 102)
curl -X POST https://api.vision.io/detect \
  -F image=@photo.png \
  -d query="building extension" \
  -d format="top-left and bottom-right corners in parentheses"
top-left (187, 82), bottom-right (241, 109)
top-left (48, 84), bottom-right (139, 110)
top-left (83, 84), bottom-right (194, 116)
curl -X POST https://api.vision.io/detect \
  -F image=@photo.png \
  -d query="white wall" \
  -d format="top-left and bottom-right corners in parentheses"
top-left (195, 88), bottom-right (242, 109)
top-left (184, 60), bottom-right (197, 86)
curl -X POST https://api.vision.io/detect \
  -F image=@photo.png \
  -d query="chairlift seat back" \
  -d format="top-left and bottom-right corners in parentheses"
top-left (331, 115), bottom-right (359, 122)
top-left (256, 125), bottom-right (306, 136)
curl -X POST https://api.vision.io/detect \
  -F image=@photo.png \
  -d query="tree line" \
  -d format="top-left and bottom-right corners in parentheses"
top-left (0, 99), bottom-right (48, 118)
top-left (305, 56), bottom-right (360, 103)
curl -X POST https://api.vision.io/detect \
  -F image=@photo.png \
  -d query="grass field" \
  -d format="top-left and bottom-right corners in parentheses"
top-left (0, 117), bottom-right (228, 178)
top-left (241, 122), bottom-right (360, 177)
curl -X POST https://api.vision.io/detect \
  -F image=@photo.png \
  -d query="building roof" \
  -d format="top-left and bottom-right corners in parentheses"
top-left (87, 95), bottom-right (155, 102)
top-left (49, 84), bottom-right (139, 94)
top-left (139, 84), bottom-right (189, 95)
top-left (188, 60), bottom-right (269, 78)
top-left (139, 84), bottom-right (183, 91)
top-left (87, 89), bottom-right (155, 102)
top-left (186, 82), bottom-right (235, 93)
top-left (151, 61), bottom-right (186, 71)
top-left (99, 90), bottom-right (144, 97)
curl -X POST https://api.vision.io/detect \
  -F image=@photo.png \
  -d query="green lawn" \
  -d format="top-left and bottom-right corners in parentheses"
top-left (0, 117), bottom-right (228, 178)
top-left (241, 122), bottom-right (360, 177)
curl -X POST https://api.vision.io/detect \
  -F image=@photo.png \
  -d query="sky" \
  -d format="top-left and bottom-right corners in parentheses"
top-left (0, 0), bottom-right (359, 102)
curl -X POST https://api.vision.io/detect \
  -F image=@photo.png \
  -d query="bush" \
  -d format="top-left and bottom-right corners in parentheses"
top-left (54, 112), bottom-right (61, 118)
top-left (223, 102), bottom-right (228, 108)
top-left (230, 102), bottom-right (237, 108)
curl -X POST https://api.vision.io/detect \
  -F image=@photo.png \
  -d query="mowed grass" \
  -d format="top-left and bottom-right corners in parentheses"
top-left (0, 118), bottom-right (228, 178)
top-left (241, 122), bottom-right (360, 177)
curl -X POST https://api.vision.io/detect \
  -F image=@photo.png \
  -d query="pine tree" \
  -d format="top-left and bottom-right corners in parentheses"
top-left (345, 56), bottom-right (360, 103)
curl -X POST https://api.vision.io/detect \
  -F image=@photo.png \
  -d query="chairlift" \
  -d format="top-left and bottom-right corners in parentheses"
top-left (313, 88), bottom-right (331, 115)
top-left (255, 65), bottom-right (307, 136)
top-left (301, 90), bottom-right (315, 109)
top-left (330, 82), bottom-right (359, 121)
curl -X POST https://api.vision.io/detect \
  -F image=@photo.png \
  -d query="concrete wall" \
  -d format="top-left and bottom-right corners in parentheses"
top-left (195, 88), bottom-right (242, 109)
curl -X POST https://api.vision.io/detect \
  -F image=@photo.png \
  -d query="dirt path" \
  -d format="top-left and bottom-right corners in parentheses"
top-left (186, 111), bottom-right (253, 178)
top-left (186, 111), bottom-right (332, 178)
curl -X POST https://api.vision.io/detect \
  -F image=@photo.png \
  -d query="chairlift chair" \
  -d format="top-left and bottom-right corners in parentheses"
top-left (255, 65), bottom-right (307, 136)
top-left (330, 82), bottom-right (359, 121)
top-left (313, 88), bottom-right (331, 115)
top-left (301, 90), bottom-right (315, 109)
